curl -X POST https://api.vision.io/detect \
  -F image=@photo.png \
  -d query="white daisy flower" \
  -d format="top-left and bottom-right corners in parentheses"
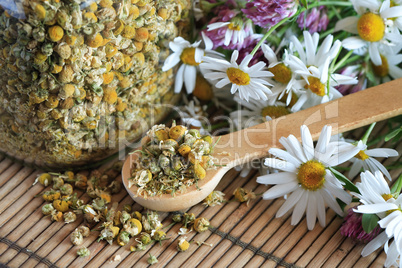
top-left (370, 43), bottom-right (402, 82)
top-left (261, 44), bottom-right (303, 106)
top-left (352, 171), bottom-right (402, 267)
top-left (207, 19), bottom-right (253, 47)
top-left (285, 31), bottom-right (358, 111)
top-left (230, 94), bottom-right (290, 130)
top-left (348, 141), bottom-right (398, 180)
top-left (335, 0), bottom-right (402, 65)
top-left (162, 37), bottom-right (204, 94)
top-left (257, 125), bottom-right (364, 230)
top-left (200, 50), bottom-right (273, 101)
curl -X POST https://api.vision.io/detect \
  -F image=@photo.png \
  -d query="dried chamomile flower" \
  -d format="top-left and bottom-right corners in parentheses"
top-left (98, 222), bottom-right (120, 245)
top-left (117, 231), bottom-right (131, 246)
top-left (77, 226), bottom-right (91, 237)
top-left (142, 211), bottom-right (162, 233)
top-left (172, 213), bottom-right (182, 223)
top-left (177, 237), bottom-right (190, 252)
top-left (92, 198), bottom-right (107, 211)
top-left (83, 205), bottom-right (102, 223)
top-left (204, 191), bottom-right (225, 207)
top-left (64, 171), bottom-right (75, 183)
top-left (193, 217), bottom-right (210, 233)
top-left (52, 176), bottom-right (64, 190)
top-left (42, 204), bottom-right (55, 216)
top-left (152, 230), bottom-right (166, 241)
top-left (233, 188), bottom-right (256, 205)
top-left (108, 181), bottom-right (122, 194)
top-left (42, 189), bottom-right (61, 202)
top-left (60, 183), bottom-right (73, 195)
top-left (77, 247), bottom-right (90, 257)
top-left (64, 211), bottom-right (77, 223)
top-left (139, 232), bottom-right (152, 245)
top-left (131, 241), bottom-right (147, 252)
top-left (178, 227), bottom-right (192, 236)
top-left (51, 211), bottom-right (64, 222)
top-left (147, 253), bottom-right (158, 265)
top-left (124, 218), bottom-right (142, 236)
top-left (182, 213), bottom-right (195, 227)
top-left (71, 229), bottom-right (84, 246)
top-left (120, 211), bottom-right (131, 225)
top-left (35, 173), bottom-right (53, 186)
top-left (53, 199), bottom-right (69, 212)
top-left (75, 174), bottom-right (87, 189)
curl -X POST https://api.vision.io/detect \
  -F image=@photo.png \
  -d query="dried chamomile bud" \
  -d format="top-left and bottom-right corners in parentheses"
top-left (77, 247), bottom-right (90, 257)
top-left (120, 211), bottom-right (131, 225)
top-left (139, 232), bottom-right (152, 245)
top-left (42, 203), bottom-right (55, 216)
top-left (124, 218), bottom-right (142, 236)
top-left (233, 188), bottom-right (256, 205)
top-left (64, 171), bottom-right (75, 182)
top-left (108, 181), bottom-right (122, 194)
top-left (154, 129), bottom-right (169, 141)
top-left (193, 217), bottom-right (210, 233)
top-left (194, 162), bottom-right (206, 179)
top-left (152, 230), bottom-right (166, 241)
top-left (182, 213), bottom-right (195, 227)
top-left (42, 190), bottom-right (60, 202)
top-left (187, 129), bottom-right (201, 139)
top-left (71, 229), bottom-right (84, 246)
top-left (172, 213), bottom-right (182, 223)
top-left (52, 176), bottom-right (64, 190)
top-left (64, 211), bottom-right (77, 223)
top-left (142, 212), bottom-right (162, 233)
top-left (117, 231), bottom-right (131, 246)
top-left (53, 199), bottom-right (69, 212)
top-left (60, 183), bottom-right (73, 195)
top-left (203, 191), bottom-right (225, 207)
top-left (36, 173), bottom-right (53, 186)
top-left (83, 205), bottom-right (102, 223)
top-left (92, 198), bottom-right (107, 211)
top-left (75, 174), bottom-right (87, 189)
top-left (131, 242), bottom-right (147, 252)
top-left (147, 253), bottom-right (158, 265)
top-left (77, 226), bottom-right (90, 237)
top-left (177, 237), bottom-right (190, 252)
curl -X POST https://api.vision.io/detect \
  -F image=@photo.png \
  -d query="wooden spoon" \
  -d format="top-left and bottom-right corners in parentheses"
top-left (122, 79), bottom-right (402, 212)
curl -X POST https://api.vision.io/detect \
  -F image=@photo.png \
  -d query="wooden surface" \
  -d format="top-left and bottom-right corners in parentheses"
top-left (0, 119), bottom-right (401, 268)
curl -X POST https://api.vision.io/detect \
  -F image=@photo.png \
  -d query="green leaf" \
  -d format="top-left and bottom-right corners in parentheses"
top-left (391, 174), bottom-right (402, 195)
top-left (329, 167), bottom-right (360, 194)
top-left (362, 213), bottom-right (379, 233)
top-left (385, 127), bottom-right (402, 142)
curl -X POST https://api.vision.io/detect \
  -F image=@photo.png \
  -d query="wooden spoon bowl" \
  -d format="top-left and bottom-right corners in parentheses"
top-left (122, 79), bottom-right (402, 212)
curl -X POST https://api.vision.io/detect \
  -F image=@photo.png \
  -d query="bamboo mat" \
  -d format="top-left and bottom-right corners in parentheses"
top-left (0, 119), bottom-right (401, 268)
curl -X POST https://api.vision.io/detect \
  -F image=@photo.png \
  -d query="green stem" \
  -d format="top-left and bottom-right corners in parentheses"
top-left (361, 123), bottom-right (376, 144)
top-left (332, 50), bottom-right (354, 71)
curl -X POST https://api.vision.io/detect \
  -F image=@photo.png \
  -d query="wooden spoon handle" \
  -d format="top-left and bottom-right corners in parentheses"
top-left (214, 79), bottom-right (402, 167)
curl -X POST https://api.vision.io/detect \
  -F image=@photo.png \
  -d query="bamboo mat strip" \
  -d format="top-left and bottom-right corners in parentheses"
top-left (0, 119), bottom-right (401, 268)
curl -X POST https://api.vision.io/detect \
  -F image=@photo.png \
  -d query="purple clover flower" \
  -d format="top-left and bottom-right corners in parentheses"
top-left (297, 6), bottom-right (329, 34)
top-left (241, 0), bottom-right (298, 29)
top-left (340, 208), bottom-right (382, 244)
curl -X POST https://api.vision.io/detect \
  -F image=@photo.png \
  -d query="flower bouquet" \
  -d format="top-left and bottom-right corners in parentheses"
top-left (161, 0), bottom-right (402, 266)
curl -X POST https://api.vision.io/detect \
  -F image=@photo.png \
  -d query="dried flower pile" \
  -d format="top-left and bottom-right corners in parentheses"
top-left (128, 123), bottom-right (216, 197)
top-left (0, 0), bottom-right (191, 167)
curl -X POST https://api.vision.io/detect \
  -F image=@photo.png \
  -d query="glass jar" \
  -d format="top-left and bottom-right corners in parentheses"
top-left (0, 0), bottom-right (190, 169)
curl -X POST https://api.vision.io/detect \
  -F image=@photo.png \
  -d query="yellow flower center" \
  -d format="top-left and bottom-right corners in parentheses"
top-left (226, 67), bottom-right (250, 85)
top-left (297, 160), bottom-right (326, 191)
top-left (193, 74), bottom-right (214, 101)
top-left (228, 23), bottom-right (241, 31)
top-left (382, 193), bottom-right (394, 201)
top-left (180, 47), bottom-right (200, 66)
top-left (355, 150), bottom-right (369, 161)
top-left (305, 76), bottom-right (326, 96)
top-left (261, 105), bottom-right (290, 119)
top-left (269, 63), bottom-right (292, 84)
top-left (371, 55), bottom-right (389, 77)
top-left (357, 13), bottom-right (385, 42)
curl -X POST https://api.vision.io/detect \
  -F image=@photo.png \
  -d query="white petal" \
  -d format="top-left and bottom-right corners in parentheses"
top-left (216, 78), bottom-right (231, 88)
top-left (268, 148), bottom-right (302, 166)
top-left (342, 37), bottom-right (367, 50)
top-left (355, 203), bottom-right (398, 214)
top-left (291, 192), bottom-right (308, 225)
top-left (381, 6), bottom-right (402, 19)
top-left (277, 188), bottom-right (304, 217)
top-left (369, 42), bottom-right (382, 66)
top-left (264, 158), bottom-right (298, 172)
top-left (183, 65), bottom-right (196, 93)
top-left (306, 193), bottom-right (317, 230)
top-left (257, 172), bottom-right (296, 185)
top-left (366, 148), bottom-right (399, 158)
top-left (334, 17), bottom-right (359, 34)
top-left (162, 53), bottom-right (181, 71)
top-left (174, 64), bottom-right (185, 93)
top-left (315, 125), bottom-right (332, 155)
top-left (361, 232), bottom-right (388, 257)
top-left (316, 193), bottom-right (326, 227)
top-left (262, 182), bottom-right (299, 199)
top-left (301, 125), bottom-right (314, 160)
